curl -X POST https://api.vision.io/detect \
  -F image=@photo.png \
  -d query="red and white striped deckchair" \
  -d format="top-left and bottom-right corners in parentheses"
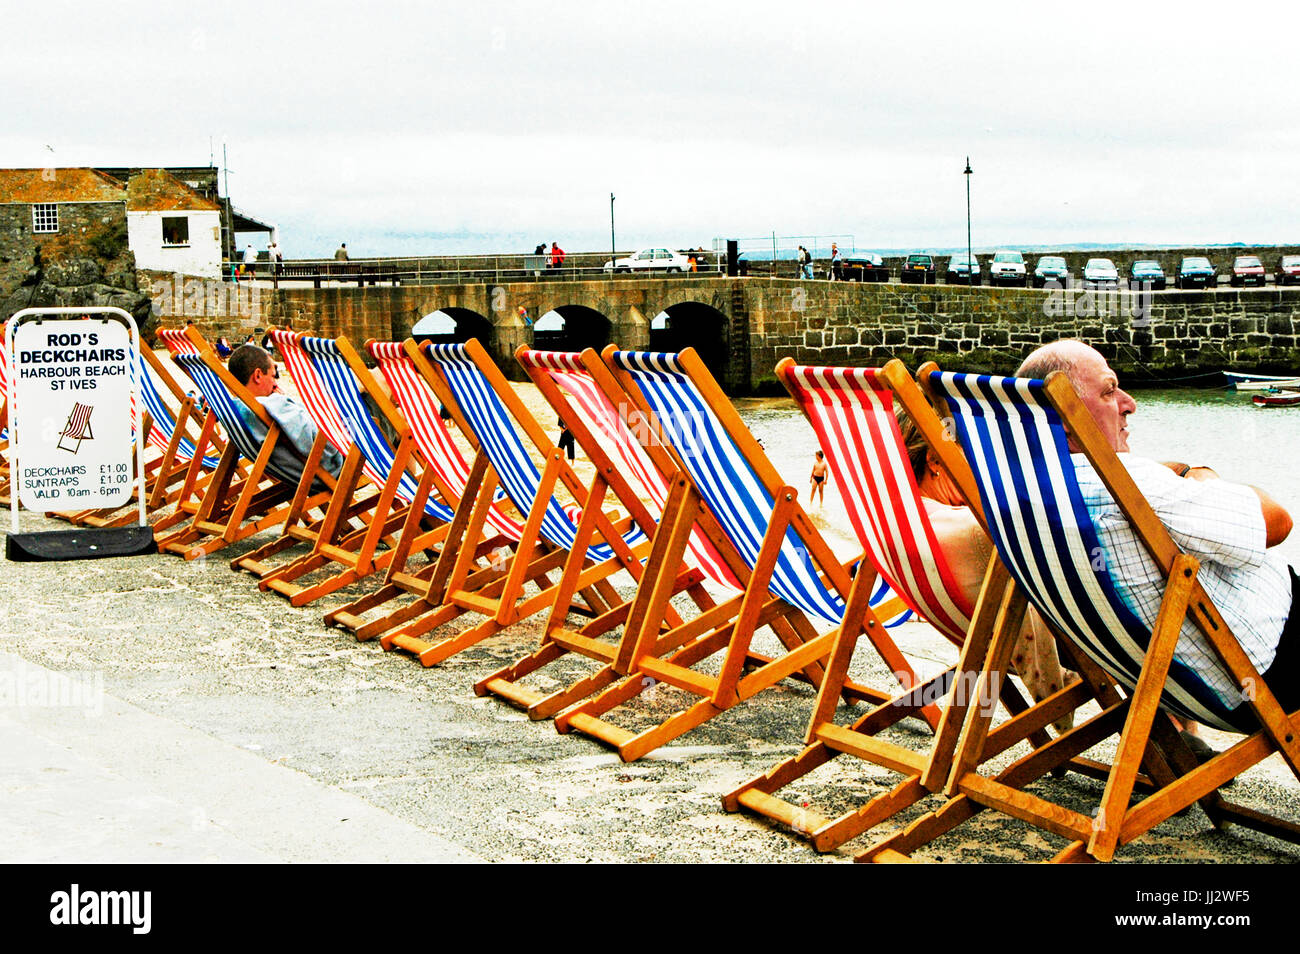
top-left (725, 358), bottom-right (1116, 853)
top-left (474, 347), bottom-right (748, 718)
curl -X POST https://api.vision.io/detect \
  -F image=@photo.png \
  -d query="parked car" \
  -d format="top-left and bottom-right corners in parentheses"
top-left (1082, 258), bottom-right (1119, 285)
top-left (944, 252), bottom-right (981, 285)
top-left (1128, 260), bottom-right (1166, 290)
top-left (1230, 255), bottom-right (1266, 287)
top-left (1279, 255), bottom-right (1300, 286)
top-left (1032, 255), bottom-right (1070, 287)
top-left (841, 251), bottom-right (890, 282)
top-left (1176, 256), bottom-right (1217, 289)
top-left (900, 253), bottom-right (935, 284)
top-left (603, 247), bottom-right (692, 272)
top-left (988, 250), bottom-right (1027, 287)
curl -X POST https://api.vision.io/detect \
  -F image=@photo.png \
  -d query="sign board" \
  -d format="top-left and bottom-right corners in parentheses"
top-left (9, 313), bottom-right (137, 511)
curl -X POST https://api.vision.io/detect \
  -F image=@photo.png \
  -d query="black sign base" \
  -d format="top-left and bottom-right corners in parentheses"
top-left (6, 525), bottom-right (157, 562)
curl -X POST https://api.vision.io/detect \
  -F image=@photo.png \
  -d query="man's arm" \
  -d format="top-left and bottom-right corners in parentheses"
top-left (1161, 460), bottom-right (1292, 547)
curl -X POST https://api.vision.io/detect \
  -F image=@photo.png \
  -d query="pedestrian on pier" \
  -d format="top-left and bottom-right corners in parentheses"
top-left (335, 243), bottom-right (349, 262)
top-left (830, 244), bottom-right (843, 281)
top-left (549, 242), bottom-right (565, 269)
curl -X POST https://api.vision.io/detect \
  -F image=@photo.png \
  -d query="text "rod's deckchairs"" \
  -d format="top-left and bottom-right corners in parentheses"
top-left (553, 347), bottom-right (918, 762)
top-left (865, 368), bottom-right (1300, 863)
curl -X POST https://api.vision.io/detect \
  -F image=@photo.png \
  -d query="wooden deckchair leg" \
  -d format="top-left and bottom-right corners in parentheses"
top-left (942, 575), bottom-right (1030, 794)
top-left (1088, 553), bottom-right (1197, 861)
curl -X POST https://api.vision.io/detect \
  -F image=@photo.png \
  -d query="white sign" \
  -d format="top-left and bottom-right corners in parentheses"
top-left (12, 317), bottom-right (135, 511)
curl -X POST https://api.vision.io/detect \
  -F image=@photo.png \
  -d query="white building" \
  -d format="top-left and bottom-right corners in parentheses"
top-left (125, 169), bottom-right (223, 278)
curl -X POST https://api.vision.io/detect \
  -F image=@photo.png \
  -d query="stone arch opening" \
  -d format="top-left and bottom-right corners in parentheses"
top-left (411, 307), bottom-right (494, 348)
top-left (532, 304), bottom-right (611, 353)
top-left (649, 301), bottom-right (728, 380)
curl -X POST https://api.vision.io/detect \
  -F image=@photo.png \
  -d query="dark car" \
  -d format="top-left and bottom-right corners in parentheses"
top-left (1128, 260), bottom-right (1166, 290)
top-left (944, 252), bottom-right (981, 285)
top-left (1230, 255), bottom-right (1266, 287)
top-left (1033, 255), bottom-right (1070, 287)
top-left (900, 253), bottom-right (936, 284)
top-left (841, 251), bottom-right (890, 282)
top-left (1279, 255), bottom-right (1300, 286)
top-left (1176, 256), bottom-right (1217, 289)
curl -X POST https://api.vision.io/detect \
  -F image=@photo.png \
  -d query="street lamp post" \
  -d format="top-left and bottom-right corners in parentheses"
top-left (964, 157), bottom-right (973, 283)
top-left (610, 193), bottom-right (616, 269)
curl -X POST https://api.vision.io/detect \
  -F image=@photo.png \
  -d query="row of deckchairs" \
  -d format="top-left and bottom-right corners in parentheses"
top-left (31, 324), bottom-right (1299, 863)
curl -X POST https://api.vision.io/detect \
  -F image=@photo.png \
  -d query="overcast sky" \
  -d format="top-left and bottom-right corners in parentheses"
top-left (5, 1), bottom-right (1296, 257)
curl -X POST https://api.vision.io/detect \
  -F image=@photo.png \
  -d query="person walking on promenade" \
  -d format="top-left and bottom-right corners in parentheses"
top-left (269, 241), bottom-right (283, 277)
top-left (550, 242), bottom-right (566, 269)
top-left (798, 245), bottom-right (814, 280)
top-left (334, 243), bottom-right (349, 262)
top-left (830, 243), bottom-right (843, 281)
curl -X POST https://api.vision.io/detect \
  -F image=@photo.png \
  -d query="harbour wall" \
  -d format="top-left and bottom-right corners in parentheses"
top-left (146, 274), bottom-right (1300, 390)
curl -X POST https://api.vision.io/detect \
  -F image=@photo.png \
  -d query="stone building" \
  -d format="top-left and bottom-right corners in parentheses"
top-left (125, 169), bottom-right (223, 278)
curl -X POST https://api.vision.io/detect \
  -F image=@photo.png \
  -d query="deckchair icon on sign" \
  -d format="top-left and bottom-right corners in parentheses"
top-left (57, 402), bottom-right (95, 454)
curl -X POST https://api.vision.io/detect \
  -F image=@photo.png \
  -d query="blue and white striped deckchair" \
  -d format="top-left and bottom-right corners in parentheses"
top-left (904, 366), bottom-right (1300, 862)
top-left (337, 336), bottom-right (652, 668)
top-left (154, 327), bottom-right (336, 561)
top-left (551, 346), bottom-right (921, 762)
top-left (246, 334), bottom-right (456, 607)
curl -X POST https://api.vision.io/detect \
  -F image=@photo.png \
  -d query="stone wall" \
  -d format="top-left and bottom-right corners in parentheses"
top-left (747, 280), bottom-right (1300, 387)
top-left (0, 202), bottom-right (134, 294)
top-left (144, 274), bottom-right (1300, 391)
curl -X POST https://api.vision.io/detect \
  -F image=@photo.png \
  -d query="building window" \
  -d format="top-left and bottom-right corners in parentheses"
top-left (32, 203), bottom-right (59, 233)
top-left (162, 216), bottom-right (189, 246)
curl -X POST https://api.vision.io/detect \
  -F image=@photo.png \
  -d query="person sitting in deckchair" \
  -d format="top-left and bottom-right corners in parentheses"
top-left (1017, 339), bottom-right (1298, 737)
top-left (895, 407), bottom-right (1075, 727)
top-left (228, 344), bottom-right (344, 482)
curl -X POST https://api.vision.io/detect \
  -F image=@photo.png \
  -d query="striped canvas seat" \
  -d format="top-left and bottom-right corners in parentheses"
top-left (608, 350), bottom-right (848, 623)
top-left (171, 351), bottom-right (305, 487)
top-left (422, 343), bottom-right (646, 561)
top-left (930, 370), bottom-right (1238, 732)
top-left (369, 340), bottom-right (523, 542)
top-left (138, 352), bottom-right (220, 470)
top-left (270, 330), bottom-right (353, 461)
top-left (778, 364), bottom-right (995, 638)
top-left (298, 336), bottom-right (454, 523)
top-left (519, 349), bottom-right (740, 590)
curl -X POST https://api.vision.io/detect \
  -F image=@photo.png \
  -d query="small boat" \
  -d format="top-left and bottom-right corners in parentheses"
top-left (1252, 389), bottom-right (1300, 407)
top-left (1225, 371), bottom-right (1300, 391)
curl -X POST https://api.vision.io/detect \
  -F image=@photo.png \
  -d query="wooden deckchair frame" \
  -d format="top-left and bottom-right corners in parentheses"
top-left (58, 344), bottom-right (235, 532)
top-left (233, 334), bottom-right (450, 606)
top-left (155, 325), bottom-right (338, 561)
top-left (328, 337), bottom-right (643, 668)
top-left (861, 366), bottom-right (1300, 863)
top-left (549, 346), bottom-right (922, 763)
top-left (474, 346), bottom-right (752, 720)
top-left (724, 358), bottom-right (1129, 852)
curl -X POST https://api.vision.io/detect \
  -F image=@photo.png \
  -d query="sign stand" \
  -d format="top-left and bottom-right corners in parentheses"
top-left (5, 306), bottom-right (157, 561)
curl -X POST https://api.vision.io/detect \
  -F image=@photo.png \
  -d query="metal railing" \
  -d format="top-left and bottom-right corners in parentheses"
top-left (222, 250), bottom-right (726, 287)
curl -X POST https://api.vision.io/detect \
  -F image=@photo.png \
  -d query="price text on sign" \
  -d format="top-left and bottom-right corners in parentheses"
top-left (13, 319), bottom-right (135, 511)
